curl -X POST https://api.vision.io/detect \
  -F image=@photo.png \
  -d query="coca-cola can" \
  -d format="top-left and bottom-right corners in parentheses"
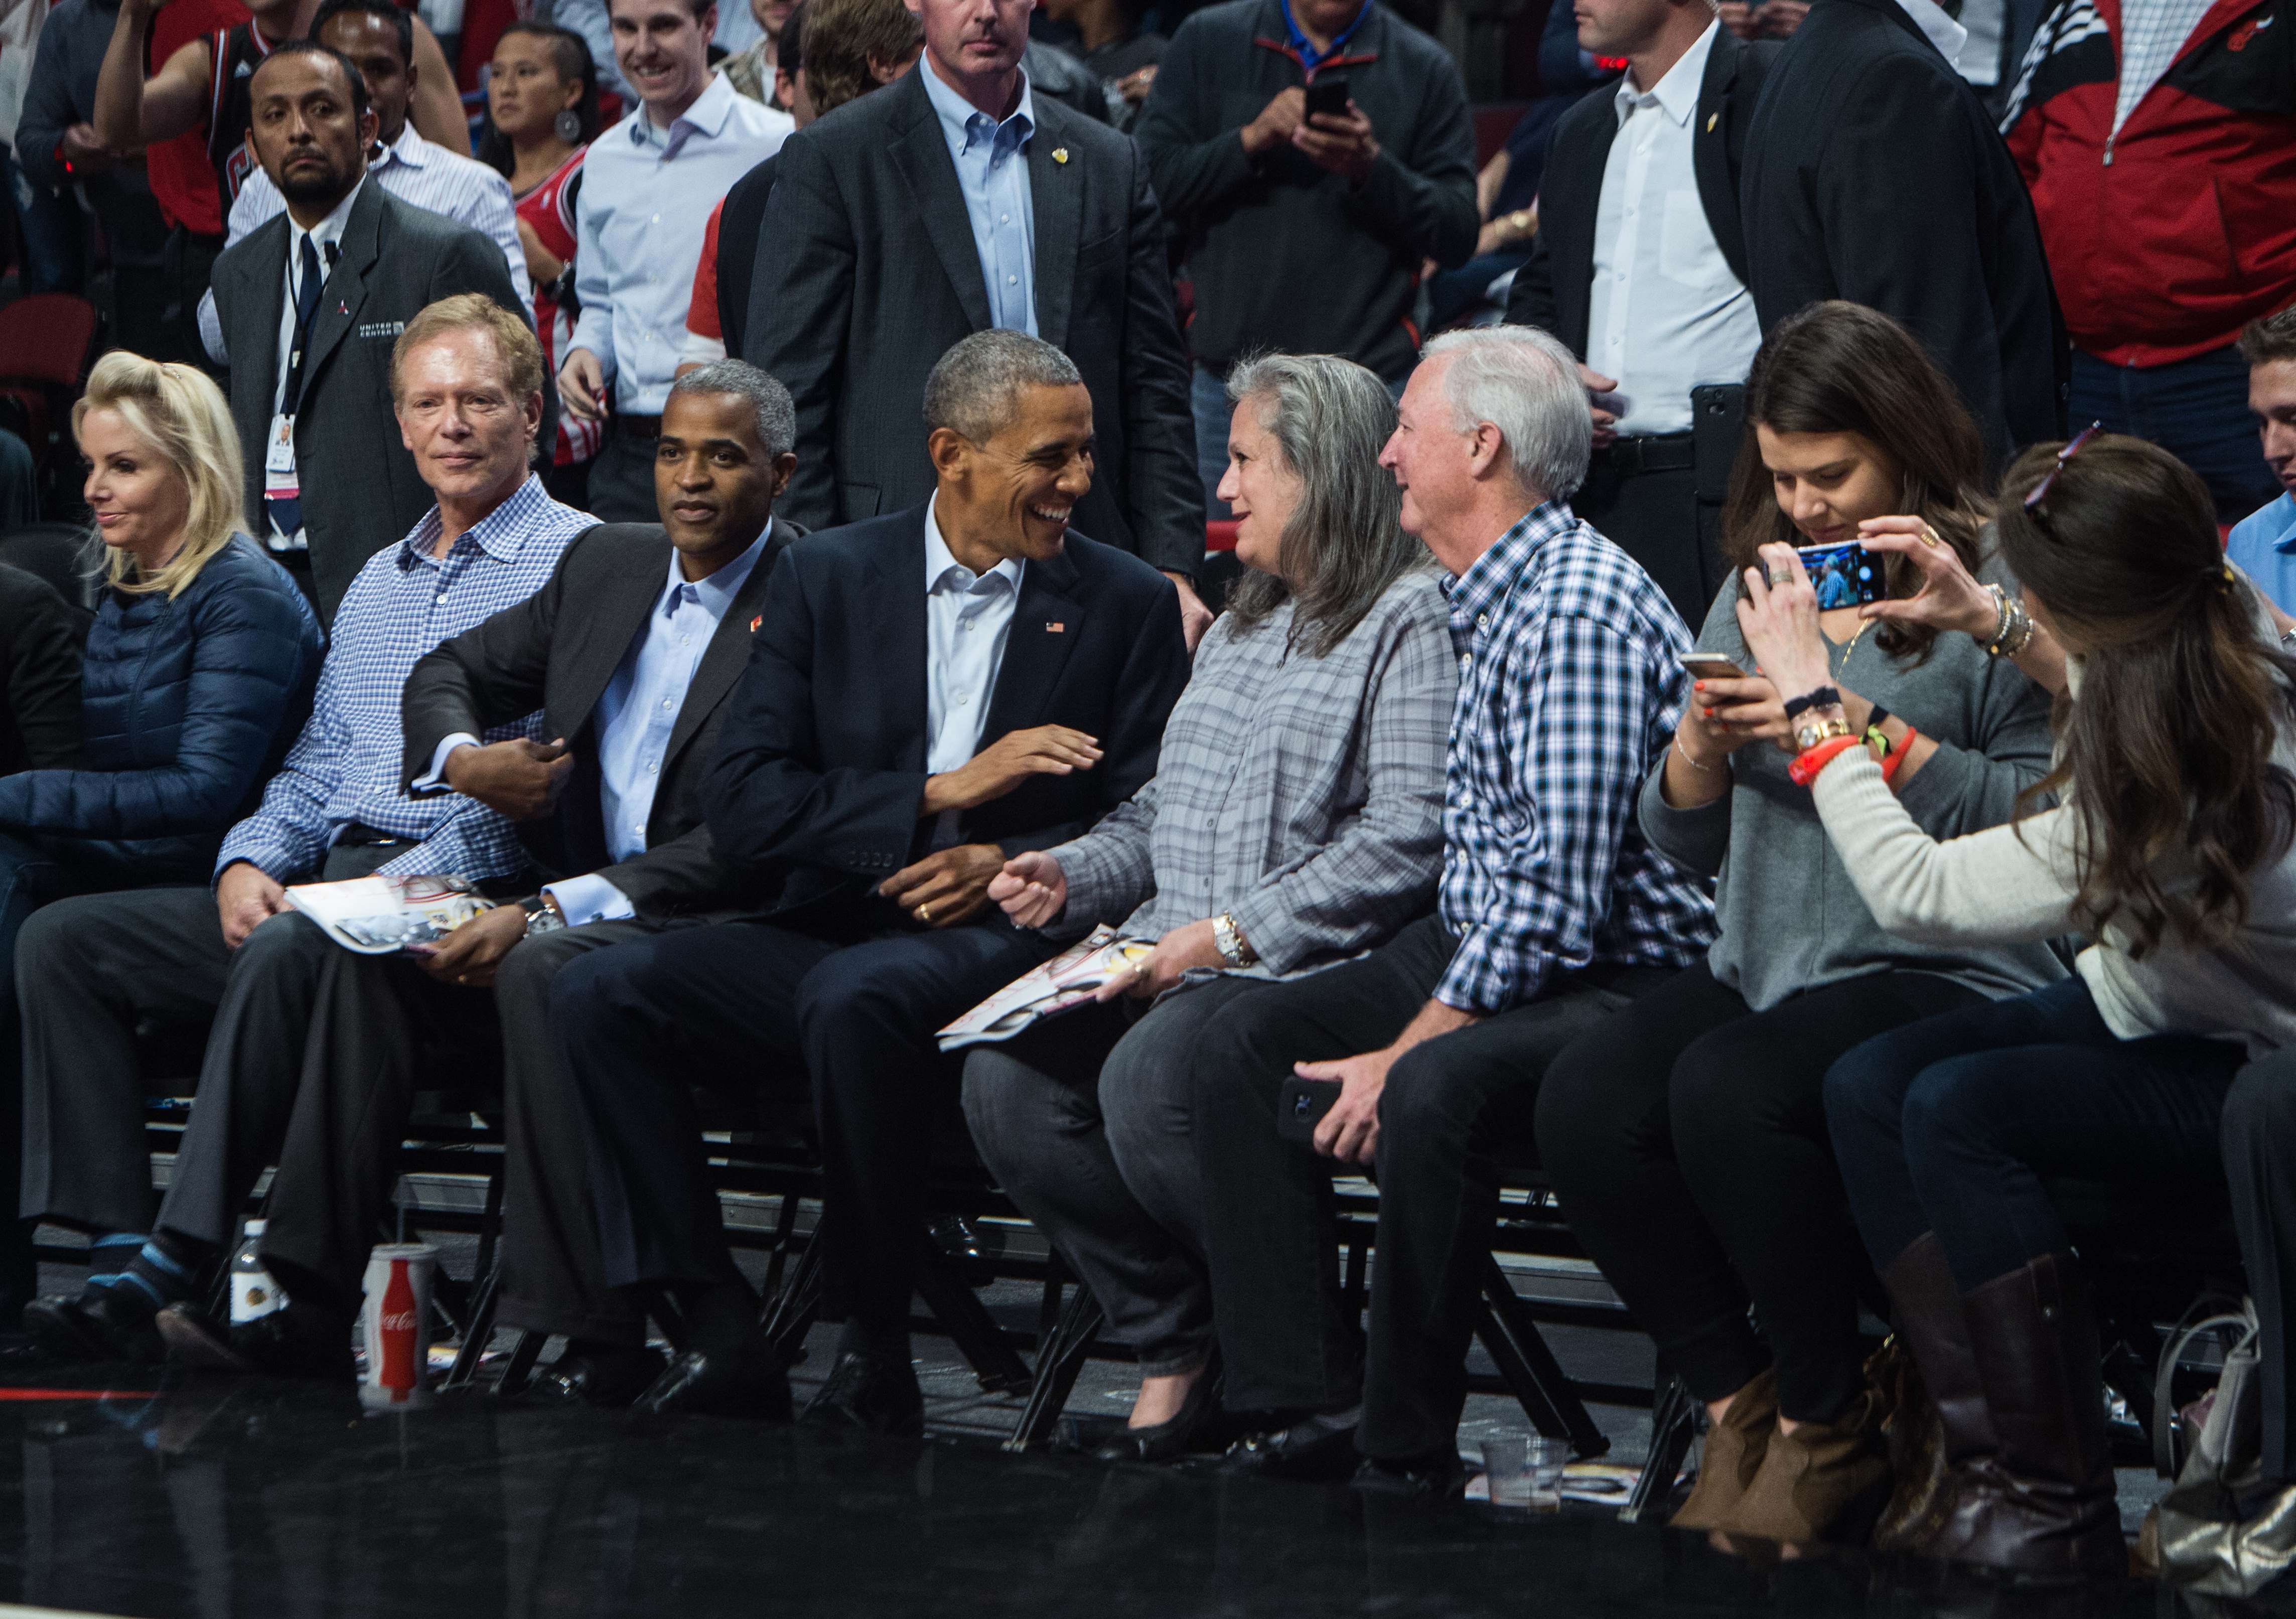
top-left (360, 1242), bottom-right (437, 1412)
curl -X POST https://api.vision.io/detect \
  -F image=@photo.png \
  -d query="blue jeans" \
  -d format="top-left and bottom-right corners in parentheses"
top-left (1824, 976), bottom-right (2243, 1292)
top-left (2069, 345), bottom-right (2278, 526)
top-left (1191, 364), bottom-right (1232, 521)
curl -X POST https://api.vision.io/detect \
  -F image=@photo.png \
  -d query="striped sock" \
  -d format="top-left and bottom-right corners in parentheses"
top-left (111, 1232), bottom-right (204, 1316)
top-left (79, 1233), bottom-right (147, 1301)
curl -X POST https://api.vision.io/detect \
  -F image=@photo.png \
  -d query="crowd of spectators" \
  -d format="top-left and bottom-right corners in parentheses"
top-left (0, 0), bottom-right (2290, 1588)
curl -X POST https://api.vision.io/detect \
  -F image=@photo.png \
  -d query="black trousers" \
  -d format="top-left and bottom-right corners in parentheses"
top-left (2224, 1051), bottom-right (2296, 1486)
top-left (1572, 447), bottom-right (1727, 632)
top-left (543, 913), bottom-right (1053, 1336)
top-left (1537, 961), bottom-right (1984, 1422)
top-left (1191, 915), bottom-right (1666, 1461)
top-left (1825, 976), bottom-right (2242, 1292)
top-left (583, 431), bottom-right (659, 524)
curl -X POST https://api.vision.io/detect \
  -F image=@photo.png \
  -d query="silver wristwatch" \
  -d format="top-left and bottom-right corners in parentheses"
top-left (1212, 912), bottom-right (1256, 968)
top-left (521, 895), bottom-right (566, 936)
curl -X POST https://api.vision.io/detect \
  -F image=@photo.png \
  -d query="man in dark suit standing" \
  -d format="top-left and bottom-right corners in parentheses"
top-left (742, 0), bottom-right (1212, 645)
top-left (209, 43), bottom-right (543, 622)
top-left (1738, 0), bottom-right (2062, 467)
top-left (1505, 0), bottom-right (1776, 626)
top-left (538, 331), bottom-right (1191, 1427)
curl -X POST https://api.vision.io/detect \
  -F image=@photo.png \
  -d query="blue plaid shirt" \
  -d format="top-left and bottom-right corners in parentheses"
top-left (1434, 503), bottom-right (1715, 1013)
top-left (218, 476), bottom-right (593, 884)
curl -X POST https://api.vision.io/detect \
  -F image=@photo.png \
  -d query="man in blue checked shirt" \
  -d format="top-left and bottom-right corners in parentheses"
top-left (1189, 326), bottom-right (1717, 1497)
top-left (17, 296), bottom-right (592, 1373)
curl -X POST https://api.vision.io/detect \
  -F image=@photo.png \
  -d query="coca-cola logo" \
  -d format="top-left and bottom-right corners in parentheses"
top-left (381, 1309), bottom-right (418, 1332)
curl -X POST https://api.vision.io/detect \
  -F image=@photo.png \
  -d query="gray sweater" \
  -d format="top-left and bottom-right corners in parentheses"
top-left (1638, 554), bottom-right (2068, 1011)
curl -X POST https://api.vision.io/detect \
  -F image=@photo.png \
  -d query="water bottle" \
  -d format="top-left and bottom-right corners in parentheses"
top-left (229, 1218), bottom-right (288, 1324)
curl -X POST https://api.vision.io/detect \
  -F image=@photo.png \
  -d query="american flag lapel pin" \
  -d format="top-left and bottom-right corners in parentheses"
top-left (750, 614), bottom-right (763, 633)
top-left (1046, 621), bottom-right (1065, 633)
top-left (337, 299), bottom-right (349, 314)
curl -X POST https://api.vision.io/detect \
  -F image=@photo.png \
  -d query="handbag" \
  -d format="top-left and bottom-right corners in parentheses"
top-left (2137, 1299), bottom-right (2296, 1595)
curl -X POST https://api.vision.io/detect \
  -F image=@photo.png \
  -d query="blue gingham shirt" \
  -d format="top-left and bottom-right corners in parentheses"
top-left (217, 477), bottom-right (593, 884)
top-left (1434, 503), bottom-right (1716, 1013)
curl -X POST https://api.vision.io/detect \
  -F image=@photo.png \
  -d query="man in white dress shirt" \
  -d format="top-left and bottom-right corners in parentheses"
top-left (557, 0), bottom-right (792, 521)
top-left (1504, 0), bottom-right (1773, 624)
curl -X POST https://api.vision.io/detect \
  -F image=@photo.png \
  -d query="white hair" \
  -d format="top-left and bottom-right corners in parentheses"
top-left (1419, 326), bottom-right (1592, 502)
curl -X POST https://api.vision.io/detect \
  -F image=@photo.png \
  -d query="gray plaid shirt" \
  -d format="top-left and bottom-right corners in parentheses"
top-left (1050, 570), bottom-right (1456, 974)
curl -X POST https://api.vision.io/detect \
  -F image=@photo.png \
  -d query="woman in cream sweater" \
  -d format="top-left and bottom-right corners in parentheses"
top-left (1738, 432), bottom-right (2296, 1579)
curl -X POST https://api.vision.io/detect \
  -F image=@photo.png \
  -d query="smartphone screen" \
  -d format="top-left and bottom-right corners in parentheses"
top-left (1795, 541), bottom-right (1885, 610)
top-left (1304, 75), bottom-right (1350, 120)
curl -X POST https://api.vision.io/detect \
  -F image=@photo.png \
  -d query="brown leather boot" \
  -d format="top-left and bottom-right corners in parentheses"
top-left (1669, 1367), bottom-right (1778, 1531)
top-left (1926, 1253), bottom-right (2126, 1579)
top-left (1872, 1233), bottom-right (2002, 1553)
top-left (1726, 1387), bottom-right (1893, 1544)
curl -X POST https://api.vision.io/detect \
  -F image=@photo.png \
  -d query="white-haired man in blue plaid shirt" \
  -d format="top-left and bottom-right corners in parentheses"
top-left (19, 296), bottom-right (593, 1374)
top-left (1190, 326), bottom-right (1718, 1497)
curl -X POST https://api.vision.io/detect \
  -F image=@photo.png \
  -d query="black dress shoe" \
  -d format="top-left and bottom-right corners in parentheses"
top-left (1353, 1452), bottom-right (1467, 1502)
top-left (1223, 1409), bottom-right (1361, 1482)
top-left (1093, 1361), bottom-right (1225, 1464)
top-left (800, 1349), bottom-right (924, 1437)
top-left (23, 1293), bottom-right (163, 1365)
top-left (514, 1346), bottom-right (669, 1409)
top-left (156, 1301), bottom-right (355, 1381)
top-left (633, 1346), bottom-right (792, 1421)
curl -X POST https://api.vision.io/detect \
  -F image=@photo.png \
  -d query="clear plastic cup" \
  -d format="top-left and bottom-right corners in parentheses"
top-left (1481, 1434), bottom-right (1531, 1506)
top-left (1526, 1436), bottom-right (1571, 1511)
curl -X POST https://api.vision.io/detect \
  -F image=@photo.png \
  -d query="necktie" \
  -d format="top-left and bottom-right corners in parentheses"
top-left (266, 234), bottom-right (329, 543)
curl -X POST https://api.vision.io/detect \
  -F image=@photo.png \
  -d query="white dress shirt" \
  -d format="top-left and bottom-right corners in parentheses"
top-left (923, 495), bottom-right (1024, 847)
top-left (1955, 0), bottom-right (2006, 86)
top-left (201, 123), bottom-right (529, 363)
top-left (1584, 22), bottom-right (1762, 437)
top-left (265, 178), bottom-right (363, 551)
top-left (424, 523), bottom-right (776, 925)
top-left (1896, 0), bottom-right (1973, 64)
top-left (571, 73), bottom-right (792, 414)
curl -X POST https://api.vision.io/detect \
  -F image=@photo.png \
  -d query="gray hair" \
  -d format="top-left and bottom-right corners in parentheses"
top-left (1222, 352), bottom-right (1425, 657)
top-left (1420, 326), bottom-right (1591, 501)
top-left (666, 359), bottom-right (797, 458)
top-left (922, 330), bottom-right (1085, 443)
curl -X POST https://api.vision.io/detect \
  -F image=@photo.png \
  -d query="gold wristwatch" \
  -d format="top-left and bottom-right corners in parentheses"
top-left (1213, 912), bottom-right (1256, 968)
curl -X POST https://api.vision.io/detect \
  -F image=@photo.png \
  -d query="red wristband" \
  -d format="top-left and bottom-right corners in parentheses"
top-left (1881, 726), bottom-right (1922, 785)
top-left (1789, 735), bottom-right (1863, 787)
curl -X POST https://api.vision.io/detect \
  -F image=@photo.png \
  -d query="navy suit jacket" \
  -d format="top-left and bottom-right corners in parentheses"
top-left (703, 505), bottom-right (1191, 930)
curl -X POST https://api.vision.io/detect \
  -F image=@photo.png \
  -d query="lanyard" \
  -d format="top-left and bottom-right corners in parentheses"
top-left (281, 236), bottom-right (332, 417)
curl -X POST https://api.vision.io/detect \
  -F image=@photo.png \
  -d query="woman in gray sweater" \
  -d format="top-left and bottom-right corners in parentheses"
top-left (1536, 304), bottom-right (2068, 1546)
top-left (962, 354), bottom-right (1456, 1463)
top-left (1743, 434), bottom-right (2296, 1578)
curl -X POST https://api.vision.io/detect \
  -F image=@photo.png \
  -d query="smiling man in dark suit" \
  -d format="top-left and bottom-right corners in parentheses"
top-left (536, 330), bottom-right (1190, 1426)
top-left (1504, 0), bottom-right (1776, 627)
top-left (209, 42), bottom-right (546, 622)
top-left (741, 0), bottom-right (1211, 647)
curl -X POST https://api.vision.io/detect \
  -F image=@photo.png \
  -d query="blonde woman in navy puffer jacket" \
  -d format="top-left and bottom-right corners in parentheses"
top-left (0, 352), bottom-right (321, 1322)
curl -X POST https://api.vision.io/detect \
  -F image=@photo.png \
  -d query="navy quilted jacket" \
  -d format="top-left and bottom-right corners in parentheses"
top-left (0, 535), bottom-right (324, 882)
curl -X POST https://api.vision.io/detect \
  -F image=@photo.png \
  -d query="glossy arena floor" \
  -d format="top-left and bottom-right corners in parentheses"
top-left (0, 1256), bottom-right (2230, 1618)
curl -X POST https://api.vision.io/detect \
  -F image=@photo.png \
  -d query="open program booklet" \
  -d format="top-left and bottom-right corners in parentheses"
top-left (283, 874), bottom-right (495, 955)
top-left (936, 926), bottom-right (1157, 1051)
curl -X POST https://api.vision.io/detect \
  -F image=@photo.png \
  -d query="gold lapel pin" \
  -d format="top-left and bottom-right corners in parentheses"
top-left (1053, 146), bottom-right (1070, 164)
top-left (1705, 112), bottom-right (1718, 132)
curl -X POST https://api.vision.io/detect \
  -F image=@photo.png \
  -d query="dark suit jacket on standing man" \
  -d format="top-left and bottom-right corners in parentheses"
top-left (211, 182), bottom-right (555, 623)
top-left (1737, 0), bottom-right (2064, 465)
top-left (401, 519), bottom-right (802, 920)
top-left (741, 70), bottom-right (1205, 578)
top-left (1506, 29), bottom-right (1779, 356)
top-left (704, 505), bottom-right (1193, 933)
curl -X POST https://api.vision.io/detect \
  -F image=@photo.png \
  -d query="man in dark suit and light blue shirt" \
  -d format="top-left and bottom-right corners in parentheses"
top-left (535, 331), bottom-right (1192, 1427)
top-left (744, 0), bottom-right (1212, 645)
top-left (207, 43), bottom-right (543, 623)
top-left (1505, 0), bottom-right (1776, 627)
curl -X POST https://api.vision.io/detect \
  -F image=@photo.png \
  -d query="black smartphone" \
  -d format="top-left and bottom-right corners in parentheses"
top-left (1303, 75), bottom-right (1351, 121)
top-left (1276, 1076), bottom-right (1341, 1143)
top-left (1794, 540), bottom-right (1886, 610)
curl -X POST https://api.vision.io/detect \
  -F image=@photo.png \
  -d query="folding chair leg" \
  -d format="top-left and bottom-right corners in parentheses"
top-left (494, 1328), bottom-right (546, 1397)
top-left (1623, 1374), bottom-right (1698, 1524)
top-left (442, 1256), bottom-right (502, 1390)
top-left (473, 1168), bottom-right (506, 1288)
top-left (914, 1234), bottom-right (1032, 1394)
top-left (759, 1224), bottom-right (823, 1369)
top-left (1006, 1284), bottom-right (1104, 1452)
top-left (1474, 1252), bottom-right (1608, 1458)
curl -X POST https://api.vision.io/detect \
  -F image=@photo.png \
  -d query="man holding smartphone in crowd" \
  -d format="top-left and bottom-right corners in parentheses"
top-left (1132, 0), bottom-right (1479, 518)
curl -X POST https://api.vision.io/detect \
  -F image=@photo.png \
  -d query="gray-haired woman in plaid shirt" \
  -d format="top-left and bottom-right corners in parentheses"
top-left (961, 352), bottom-right (1457, 1461)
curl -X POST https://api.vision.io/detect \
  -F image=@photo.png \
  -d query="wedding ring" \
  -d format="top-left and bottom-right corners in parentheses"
top-left (1767, 570), bottom-right (1791, 587)
top-left (917, 903), bottom-right (932, 922)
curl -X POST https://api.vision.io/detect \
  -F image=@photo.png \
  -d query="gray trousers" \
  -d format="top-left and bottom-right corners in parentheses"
top-left (961, 975), bottom-right (1266, 1374)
